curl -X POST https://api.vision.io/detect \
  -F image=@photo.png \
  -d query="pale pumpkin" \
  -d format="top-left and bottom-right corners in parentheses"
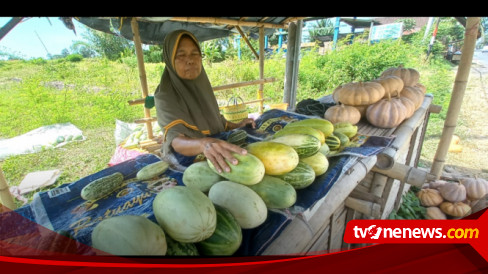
top-left (460, 177), bottom-right (488, 200)
top-left (332, 85), bottom-right (343, 103)
top-left (425, 207), bottom-right (447, 220)
top-left (336, 81), bottom-right (386, 106)
top-left (351, 105), bottom-right (367, 118)
top-left (439, 182), bottom-right (467, 203)
top-left (366, 93), bottom-right (407, 129)
top-left (439, 201), bottom-right (471, 217)
top-left (373, 76), bottom-right (404, 98)
top-left (324, 103), bottom-right (361, 125)
top-left (415, 82), bottom-right (426, 94)
top-left (400, 86), bottom-right (424, 110)
top-left (417, 188), bottom-right (443, 207)
top-left (429, 180), bottom-right (448, 190)
top-left (381, 66), bottom-right (420, 87)
top-left (398, 95), bottom-right (416, 119)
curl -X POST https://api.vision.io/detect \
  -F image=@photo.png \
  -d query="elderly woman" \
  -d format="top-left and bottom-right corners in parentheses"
top-left (154, 30), bottom-right (255, 173)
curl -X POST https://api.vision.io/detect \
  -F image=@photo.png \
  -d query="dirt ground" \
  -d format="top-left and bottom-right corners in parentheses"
top-left (419, 56), bottom-right (488, 181)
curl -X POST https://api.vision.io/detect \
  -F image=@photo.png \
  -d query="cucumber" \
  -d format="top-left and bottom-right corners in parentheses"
top-left (136, 161), bottom-right (169, 180)
top-left (81, 172), bottom-right (125, 201)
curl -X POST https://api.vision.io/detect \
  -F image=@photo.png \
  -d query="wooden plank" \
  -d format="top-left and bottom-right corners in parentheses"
top-left (0, 167), bottom-right (16, 210)
top-left (342, 208), bottom-right (358, 250)
top-left (329, 205), bottom-right (347, 251)
top-left (261, 214), bottom-right (316, 254)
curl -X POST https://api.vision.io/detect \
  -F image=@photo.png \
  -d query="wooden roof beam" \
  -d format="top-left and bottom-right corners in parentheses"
top-left (168, 17), bottom-right (297, 29)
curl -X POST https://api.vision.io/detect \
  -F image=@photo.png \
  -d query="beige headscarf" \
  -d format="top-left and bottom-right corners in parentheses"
top-left (154, 30), bottom-right (227, 156)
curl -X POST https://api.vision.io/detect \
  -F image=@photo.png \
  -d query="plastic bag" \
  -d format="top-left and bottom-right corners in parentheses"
top-left (0, 123), bottom-right (85, 160)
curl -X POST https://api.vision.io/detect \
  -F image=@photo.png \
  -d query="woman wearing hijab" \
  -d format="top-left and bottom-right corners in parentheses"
top-left (154, 30), bottom-right (255, 173)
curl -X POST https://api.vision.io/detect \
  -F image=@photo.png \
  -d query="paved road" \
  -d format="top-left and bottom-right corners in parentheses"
top-left (473, 50), bottom-right (488, 74)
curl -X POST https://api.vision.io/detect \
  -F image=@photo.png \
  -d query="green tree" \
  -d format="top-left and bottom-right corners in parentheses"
top-left (82, 28), bottom-right (134, 60)
top-left (395, 18), bottom-right (416, 32)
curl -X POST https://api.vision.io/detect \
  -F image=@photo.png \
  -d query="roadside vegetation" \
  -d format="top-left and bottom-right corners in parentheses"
top-left (0, 18), bottom-right (472, 207)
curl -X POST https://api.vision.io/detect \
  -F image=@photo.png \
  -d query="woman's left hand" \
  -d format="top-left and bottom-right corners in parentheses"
top-left (235, 118), bottom-right (256, 129)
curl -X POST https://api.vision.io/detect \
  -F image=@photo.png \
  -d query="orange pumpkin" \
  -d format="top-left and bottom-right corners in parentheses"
top-left (398, 95), bottom-right (416, 119)
top-left (415, 82), bottom-right (426, 94)
top-left (366, 93), bottom-right (407, 129)
top-left (373, 75), bottom-right (404, 98)
top-left (381, 65), bottom-right (420, 87)
top-left (336, 81), bottom-right (385, 106)
top-left (324, 104), bottom-right (361, 125)
top-left (400, 86), bottom-right (424, 110)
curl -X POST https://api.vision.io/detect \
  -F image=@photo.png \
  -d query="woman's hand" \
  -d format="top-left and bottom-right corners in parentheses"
top-left (201, 138), bottom-right (247, 173)
top-left (237, 118), bottom-right (256, 129)
top-left (227, 118), bottom-right (256, 130)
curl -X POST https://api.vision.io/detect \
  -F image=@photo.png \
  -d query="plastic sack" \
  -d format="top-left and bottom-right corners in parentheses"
top-left (0, 123), bottom-right (85, 160)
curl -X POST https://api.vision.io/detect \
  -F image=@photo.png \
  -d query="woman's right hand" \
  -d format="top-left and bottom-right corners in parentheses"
top-left (201, 137), bottom-right (248, 173)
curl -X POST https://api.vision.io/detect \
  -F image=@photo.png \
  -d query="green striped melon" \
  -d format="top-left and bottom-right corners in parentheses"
top-left (325, 134), bottom-right (341, 151)
top-left (285, 118), bottom-right (334, 138)
top-left (333, 122), bottom-right (358, 138)
top-left (165, 236), bottom-right (199, 256)
top-left (246, 141), bottom-right (299, 176)
top-left (270, 134), bottom-right (321, 158)
top-left (274, 162), bottom-right (316, 190)
top-left (136, 161), bottom-right (169, 180)
top-left (300, 152), bottom-right (329, 176)
top-left (207, 152), bottom-right (265, 186)
top-left (196, 204), bottom-right (242, 256)
top-left (333, 131), bottom-right (350, 148)
top-left (248, 175), bottom-right (297, 209)
top-left (274, 125), bottom-right (324, 144)
top-left (319, 143), bottom-right (330, 156)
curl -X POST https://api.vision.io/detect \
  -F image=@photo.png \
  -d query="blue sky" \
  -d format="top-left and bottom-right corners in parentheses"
top-left (0, 17), bottom-right (86, 59)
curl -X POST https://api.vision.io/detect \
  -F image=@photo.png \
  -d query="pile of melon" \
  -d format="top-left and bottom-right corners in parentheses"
top-left (89, 118), bottom-right (359, 256)
top-left (329, 65), bottom-right (426, 129)
top-left (418, 177), bottom-right (488, 219)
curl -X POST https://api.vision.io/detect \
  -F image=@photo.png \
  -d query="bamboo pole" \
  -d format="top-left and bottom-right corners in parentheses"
top-left (236, 26), bottom-right (259, 59)
top-left (128, 77), bottom-right (278, 106)
top-left (168, 17), bottom-right (289, 29)
top-left (131, 18), bottom-right (154, 140)
top-left (258, 26), bottom-right (265, 114)
top-left (372, 162), bottom-right (436, 188)
top-left (430, 17), bottom-right (480, 178)
top-left (0, 167), bottom-right (16, 210)
top-left (214, 77), bottom-right (276, 92)
top-left (345, 197), bottom-right (382, 219)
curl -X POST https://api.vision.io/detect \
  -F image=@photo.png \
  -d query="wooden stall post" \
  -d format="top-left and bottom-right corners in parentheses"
top-left (430, 17), bottom-right (480, 178)
top-left (283, 20), bottom-right (303, 110)
top-left (0, 167), bottom-right (16, 210)
top-left (258, 26), bottom-right (265, 113)
top-left (130, 17), bottom-right (154, 140)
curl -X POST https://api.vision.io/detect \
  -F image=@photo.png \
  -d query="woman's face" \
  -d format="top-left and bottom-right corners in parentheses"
top-left (174, 36), bottom-right (202, 80)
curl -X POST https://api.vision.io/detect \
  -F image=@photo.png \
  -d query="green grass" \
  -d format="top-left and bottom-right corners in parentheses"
top-left (0, 42), bottom-right (455, 208)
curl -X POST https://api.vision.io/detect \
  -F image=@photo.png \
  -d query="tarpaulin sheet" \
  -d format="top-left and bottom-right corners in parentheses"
top-left (3, 109), bottom-right (394, 256)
